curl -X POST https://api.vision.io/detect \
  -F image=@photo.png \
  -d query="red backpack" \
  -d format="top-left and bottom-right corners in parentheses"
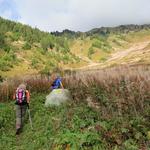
top-left (16, 88), bottom-right (26, 104)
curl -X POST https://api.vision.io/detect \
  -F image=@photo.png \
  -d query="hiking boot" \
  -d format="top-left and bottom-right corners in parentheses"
top-left (16, 128), bottom-right (21, 135)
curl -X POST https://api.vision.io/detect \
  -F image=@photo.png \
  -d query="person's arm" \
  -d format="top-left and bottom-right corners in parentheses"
top-left (13, 90), bottom-right (16, 100)
top-left (13, 93), bottom-right (15, 100)
top-left (26, 90), bottom-right (30, 104)
top-left (60, 80), bottom-right (64, 89)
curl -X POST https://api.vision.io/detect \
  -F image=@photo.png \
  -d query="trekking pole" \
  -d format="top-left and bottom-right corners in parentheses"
top-left (27, 105), bottom-right (33, 130)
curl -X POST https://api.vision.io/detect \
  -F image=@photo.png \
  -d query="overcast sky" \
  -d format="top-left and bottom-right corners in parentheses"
top-left (0, 0), bottom-right (150, 32)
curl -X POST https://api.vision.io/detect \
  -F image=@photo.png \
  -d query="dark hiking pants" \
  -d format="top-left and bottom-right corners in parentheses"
top-left (16, 105), bottom-right (27, 130)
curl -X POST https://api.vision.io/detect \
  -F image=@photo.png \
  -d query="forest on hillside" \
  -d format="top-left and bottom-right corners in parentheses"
top-left (0, 17), bottom-right (78, 78)
top-left (1, 17), bottom-right (150, 80)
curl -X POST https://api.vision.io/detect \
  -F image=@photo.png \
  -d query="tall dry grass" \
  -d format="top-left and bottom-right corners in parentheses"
top-left (64, 65), bottom-right (150, 116)
top-left (0, 75), bottom-right (51, 102)
top-left (0, 65), bottom-right (150, 116)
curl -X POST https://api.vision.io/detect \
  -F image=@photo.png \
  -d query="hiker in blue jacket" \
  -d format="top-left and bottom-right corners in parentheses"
top-left (51, 74), bottom-right (64, 90)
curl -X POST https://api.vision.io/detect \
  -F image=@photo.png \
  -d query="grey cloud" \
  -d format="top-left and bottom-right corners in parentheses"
top-left (14, 0), bottom-right (150, 32)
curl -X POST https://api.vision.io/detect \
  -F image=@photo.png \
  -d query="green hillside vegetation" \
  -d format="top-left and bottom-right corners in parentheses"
top-left (1, 17), bottom-right (150, 79)
top-left (0, 17), bottom-right (81, 78)
top-left (0, 66), bottom-right (150, 149)
top-left (69, 27), bottom-right (150, 64)
top-left (0, 16), bottom-right (150, 150)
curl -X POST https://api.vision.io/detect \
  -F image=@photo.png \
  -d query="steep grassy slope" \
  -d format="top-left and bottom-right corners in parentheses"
top-left (1, 17), bottom-right (150, 79)
top-left (1, 92), bottom-right (150, 150)
top-left (0, 17), bottom-right (83, 78)
top-left (0, 65), bottom-right (150, 149)
top-left (69, 29), bottom-right (150, 70)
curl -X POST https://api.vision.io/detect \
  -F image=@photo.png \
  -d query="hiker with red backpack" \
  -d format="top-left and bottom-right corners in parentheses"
top-left (13, 83), bottom-right (30, 135)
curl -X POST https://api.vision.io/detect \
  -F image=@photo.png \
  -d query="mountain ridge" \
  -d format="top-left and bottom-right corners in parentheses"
top-left (0, 17), bottom-right (150, 79)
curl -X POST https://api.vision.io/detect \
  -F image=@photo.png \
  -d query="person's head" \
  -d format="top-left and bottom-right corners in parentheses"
top-left (51, 73), bottom-right (60, 80)
top-left (17, 83), bottom-right (26, 90)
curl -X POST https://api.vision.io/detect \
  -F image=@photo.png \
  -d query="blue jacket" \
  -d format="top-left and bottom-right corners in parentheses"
top-left (51, 77), bottom-right (62, 89)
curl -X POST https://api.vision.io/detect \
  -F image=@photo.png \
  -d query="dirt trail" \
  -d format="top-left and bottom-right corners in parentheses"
top-left (74, 41), bottom-right (150, 70)
top-left (107, 41), bottom-right (150, 62)
top-left (73, 54), bottom-right (100, 70)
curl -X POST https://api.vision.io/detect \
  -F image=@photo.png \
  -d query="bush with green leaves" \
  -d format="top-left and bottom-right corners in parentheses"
top-left (10, 32), bottom-right (20, 41)
top-left (22, 42), bottom-right (31, 50)
top-left (31, 58), bottom-right (39, 69)
top-left (112, 39), bottom-right (122, 46)
top-left (40, 36), bottom-right (54, 51)
top-left (0, 52), bottom-right (17, 71)
top-left (99, 57), bottom-right (107, 62)
top-left (0, 32), bottom-right (5, 48)
top-left (92, 39), bottom-right (112, 52)
top-left (92, 40), bottom-right (102, 49)
top-left (56, 37), bottom-right (70, 53)
top-left (88, 46), bottom-right (95, 58)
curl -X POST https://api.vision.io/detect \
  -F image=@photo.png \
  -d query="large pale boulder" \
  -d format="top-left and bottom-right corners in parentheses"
top-left (45, 89), bottom-right (72, 106)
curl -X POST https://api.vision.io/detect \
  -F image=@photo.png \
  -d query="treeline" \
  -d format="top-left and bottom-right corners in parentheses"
top-left (51, 29), bottom-right (83, 39)
top-left (0, 17), bottom-right (76, 75)
top-left (0, 17), bottom-right (47, 45)
top-left (52, 24), bottom-right (150, 38)
top-left (0, 17), bottom-right (69, 52)
top-left (86, 24), bottom-right (150, 36)
top-left (1, 16), bottom-right (150, 52)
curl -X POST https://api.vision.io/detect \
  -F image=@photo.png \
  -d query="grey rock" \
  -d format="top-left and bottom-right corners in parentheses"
top-left (45, 89), bottom-right (72, 106)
